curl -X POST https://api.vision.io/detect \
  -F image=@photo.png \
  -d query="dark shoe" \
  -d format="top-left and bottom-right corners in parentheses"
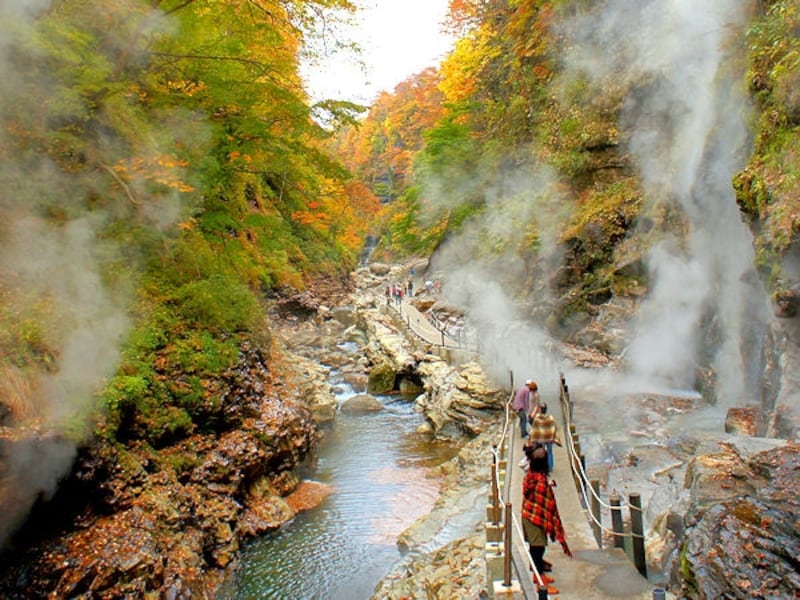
top-left (530, 561), bottom-right (553, 573)
top-left (538, 585), bottom-right (559, 595)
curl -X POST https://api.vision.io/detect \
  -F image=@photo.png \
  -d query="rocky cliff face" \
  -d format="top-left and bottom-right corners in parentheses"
top-left (761, 318), bottom-right (800, 438)
top-left (672, 442), bottom-right (800, 599)
top-left (0, 339), bottom-right (321, 598)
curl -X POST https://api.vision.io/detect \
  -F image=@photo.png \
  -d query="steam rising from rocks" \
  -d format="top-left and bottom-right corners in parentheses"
top-left (0, 3), bottom-right (184, 548)
top-left (427, 0), bottom-right (769, 407)
top-left (564, 0), bottom-right (767, 404)
top-left (431, 167), bottom-right (565, 391)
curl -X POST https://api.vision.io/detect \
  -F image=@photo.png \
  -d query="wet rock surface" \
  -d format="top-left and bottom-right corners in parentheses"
top-left (0, 340), bottom-right (320, 599)
top-left (568, 373), bottom-right (798, 597)
top-left (675, 443), bottom-right (800, 599)
top-left (340, 393), bottom-right (383, 413)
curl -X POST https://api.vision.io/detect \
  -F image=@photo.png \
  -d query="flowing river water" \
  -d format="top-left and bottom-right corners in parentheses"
top-left (218, 379), bottom-right (459, 599)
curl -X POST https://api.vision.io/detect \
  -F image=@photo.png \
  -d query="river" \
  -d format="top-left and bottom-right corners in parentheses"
top-left (218, 379), bottom-right (458, 600)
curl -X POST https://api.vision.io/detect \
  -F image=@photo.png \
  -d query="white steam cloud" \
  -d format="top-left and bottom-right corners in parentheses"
top-left (561, 0), bottom-right (768, 405)
top-left (430, 166), bottom-right (565, 391)
top-left (3, 214), bottom-right (131, 425)
top-left (0, 171), bottom-right (133, 548)
top-left (429, 0), bottom-right (770, 411)
top-left (0, 2), bottom-right (189, 547)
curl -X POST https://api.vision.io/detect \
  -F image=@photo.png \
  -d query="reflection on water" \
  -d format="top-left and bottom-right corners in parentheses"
top-left (218, 393), bottom-right (454, 600)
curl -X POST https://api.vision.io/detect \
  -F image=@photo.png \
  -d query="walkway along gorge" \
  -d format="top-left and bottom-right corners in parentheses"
top-left (358, 262), bottom-right (798, 599)
top-left (386, 284), bottom-right (657, 598)
top-left (218, 260), bottom-right (798, 599)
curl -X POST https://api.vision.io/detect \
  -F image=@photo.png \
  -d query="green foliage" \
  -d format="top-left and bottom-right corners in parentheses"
top-left (679, 544), bottom-right (698, 597)
top-left (562, 179), bottom-right (642, 244)
top-left (174, 276), bottom-right (259, 333)
top-left (419, 108), bottom-right (479, 176)
top-left (387, 187), bottom-right (450, 256)
top-left (162, 449), bottom-right (202, 478)
top-left (0, 0), bottom-right (368, 464)
top-left (737, 1), bottom-right (800, 293)
top-left (311, 99), bottom-right (367, 129)
top-left (106, 372), bottom-right (195, 447)
top-left (163, 330), bottom-right (239, 376)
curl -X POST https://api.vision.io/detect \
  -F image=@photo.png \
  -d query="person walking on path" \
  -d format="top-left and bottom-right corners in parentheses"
top-left (521, 443), bottom-right (572, 596)
top-left (529, 402), bottom-right (561, 472)
top-left (512, 380), bottom-right (538, 438)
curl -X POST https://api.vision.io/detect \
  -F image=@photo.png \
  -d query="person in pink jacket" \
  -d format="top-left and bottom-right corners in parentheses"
top-left (512, 379), bottom-right (539, 438)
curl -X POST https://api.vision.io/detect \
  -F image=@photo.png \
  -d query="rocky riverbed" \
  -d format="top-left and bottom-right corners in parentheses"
top-left (344, 262), bottom-right (800, 599)
top-left (0, 259), bottom-right (796, 599)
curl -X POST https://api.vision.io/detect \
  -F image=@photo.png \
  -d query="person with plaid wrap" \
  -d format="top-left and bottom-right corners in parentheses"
top-left (521, 443), bottom-right (572, 595)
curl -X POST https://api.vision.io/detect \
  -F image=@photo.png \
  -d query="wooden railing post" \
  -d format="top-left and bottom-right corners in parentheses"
top-left (629, 492), bottom-right (647, 577)
top-left (571, 434), bottom-right (582, 494)
top-left (590, 479), bottom-right (602, 548)
top-left (610, 493), bottom-right (625, 549)
top-left (503, 502), bottom-right (512, 587)
top-left (490, 463), bottom-right (500, 525)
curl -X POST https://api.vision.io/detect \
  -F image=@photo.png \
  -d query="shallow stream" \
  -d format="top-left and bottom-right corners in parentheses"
top-left (218, 382), bottom-right (458, 599)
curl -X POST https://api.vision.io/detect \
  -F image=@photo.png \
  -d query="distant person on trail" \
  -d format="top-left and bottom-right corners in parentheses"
top-left (407, 279), bottom-right (413, 297)
top-left (385, 286), bottom-right (391, 305)
top-left (512, 380), bottom-right (538, 438)
top-left (522, 443), bottom-right (571, 595)
top-left (529, 402), bottom-right (561, 472)
top-left (392, 283), bottom-right (402, 305)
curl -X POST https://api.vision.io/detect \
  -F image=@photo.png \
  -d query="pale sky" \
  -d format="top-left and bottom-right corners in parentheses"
top-left (303, 0), bottom-right (455, 105)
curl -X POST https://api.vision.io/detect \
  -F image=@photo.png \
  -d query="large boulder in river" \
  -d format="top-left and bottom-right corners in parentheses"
top-left (285, 352), bottom-right (337, 423)
top-left (367, 362), bottom-right (396, 394)
top-left (340, 393), bottom-right (383, 414)
top-left (415, 360), bottom-right (506, 437)
top-left (369, 262), bottom-right (391, 276)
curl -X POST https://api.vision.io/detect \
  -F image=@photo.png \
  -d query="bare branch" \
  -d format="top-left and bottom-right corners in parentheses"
top-left (159, 0), bottom-right (199, 17)
top-left (98, 163), bottom-right (140, 206)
